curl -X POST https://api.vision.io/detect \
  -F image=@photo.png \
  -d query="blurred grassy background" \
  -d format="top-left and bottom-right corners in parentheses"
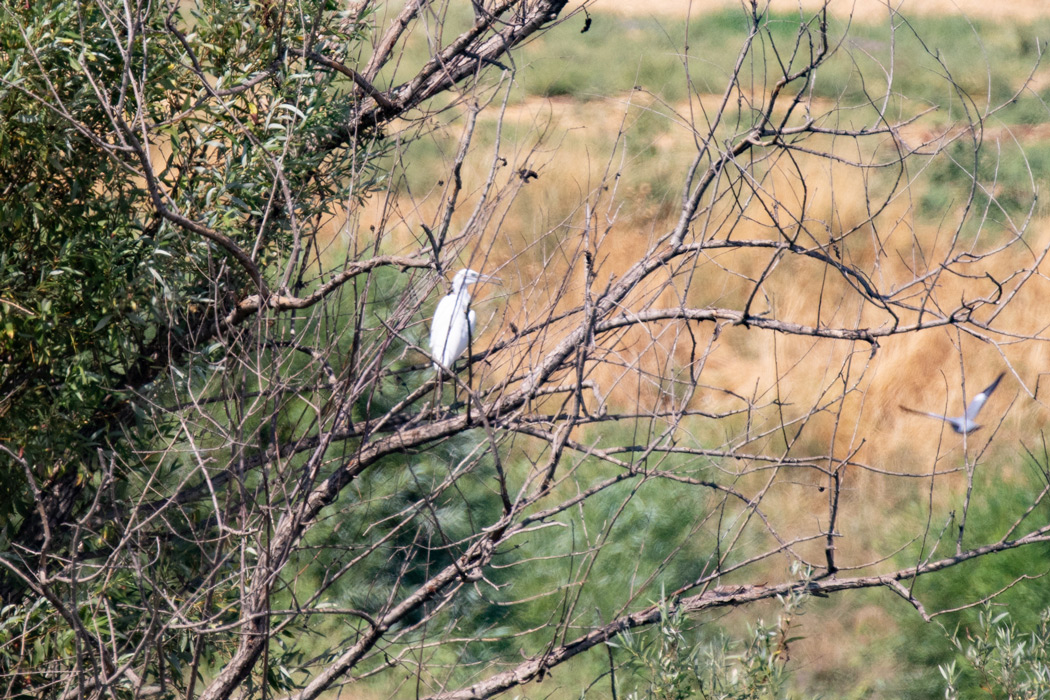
top-left (307, 1), bottom-right (1050, 697)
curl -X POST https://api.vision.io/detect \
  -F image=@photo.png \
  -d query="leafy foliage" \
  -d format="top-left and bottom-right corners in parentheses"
top-left (941, 606), bottom-right (1050, 700)
top-left (611, 582), bottom-right (806, 700)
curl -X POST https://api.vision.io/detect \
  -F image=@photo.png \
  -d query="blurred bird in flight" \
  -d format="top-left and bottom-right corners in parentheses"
top-left (899, 372), bottom-right (1005, 434)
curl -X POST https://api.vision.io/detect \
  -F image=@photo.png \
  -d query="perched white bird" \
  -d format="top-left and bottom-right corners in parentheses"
top-left (429, 269), bottom-right (499, 372)
top-left (899, 372), bottom-right (1005, 434)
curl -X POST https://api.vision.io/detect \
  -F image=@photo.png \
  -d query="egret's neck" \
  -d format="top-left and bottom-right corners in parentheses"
top-left (451, 281), bottom-right (472, 300)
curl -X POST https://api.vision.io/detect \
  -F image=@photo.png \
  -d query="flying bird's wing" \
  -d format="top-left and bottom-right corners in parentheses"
top-left (963, 372), bottom-right (1005, 422)
top-left (899, 405), bottom-right (952, 423)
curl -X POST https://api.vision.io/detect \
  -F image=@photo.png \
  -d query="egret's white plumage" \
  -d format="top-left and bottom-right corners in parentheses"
top-left (899, 372), bottom-right (1005, 434)
top-left (429, 269), bottom-right (498, 372)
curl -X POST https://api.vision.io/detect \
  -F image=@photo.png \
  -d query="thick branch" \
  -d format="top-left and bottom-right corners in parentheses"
top-left (427, 528), bottom-right (1050, 699)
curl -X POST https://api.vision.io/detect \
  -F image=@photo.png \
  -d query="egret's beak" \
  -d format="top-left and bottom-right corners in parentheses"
top-left (468, 273), bottom-right (500, 285)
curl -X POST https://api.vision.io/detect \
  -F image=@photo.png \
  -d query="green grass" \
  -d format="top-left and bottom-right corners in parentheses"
top-left (371, 5), bottom-right (1050, 114)
top-left (919, 134), bottom-right (1050, 228)
top-left (379, 7), bottom-right (1050, 220)
top-left (511, 9), bottom-right (1050, 108)
top-left (887, 455), bottom-right (1050, 699)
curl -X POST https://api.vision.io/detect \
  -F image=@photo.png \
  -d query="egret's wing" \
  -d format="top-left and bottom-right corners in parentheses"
top-left (429, 294), bottom-right (458, 367)
top-left (964, 372), bottom-right (1005, 421)
top-left (468, 308), bottom-right (476, 336)
top-left (899, 405), bottom-right (952, 423)
top-left (445, 311), bottom-right (470, 366)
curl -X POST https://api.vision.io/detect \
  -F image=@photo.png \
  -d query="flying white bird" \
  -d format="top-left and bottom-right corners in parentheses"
top-left (429, 269), bottom-right (499, 372)
top-left (899, 372), bottom-right (1005, 434)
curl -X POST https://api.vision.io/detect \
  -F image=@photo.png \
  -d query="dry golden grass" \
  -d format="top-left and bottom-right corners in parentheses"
top-left (353, 92), bottom-right (1050, 582)
top-left (363, 97), bottom-right (1046, 442)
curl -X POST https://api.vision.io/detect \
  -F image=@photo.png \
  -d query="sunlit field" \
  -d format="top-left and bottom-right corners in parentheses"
top-left (305, 2), bottom-right (1050, 696)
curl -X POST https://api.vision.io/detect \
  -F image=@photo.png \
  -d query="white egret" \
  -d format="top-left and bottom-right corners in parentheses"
top-left (429, 269), bottom-right (499, 372)
top-left (899, 372), bottom-right (1005, 434)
